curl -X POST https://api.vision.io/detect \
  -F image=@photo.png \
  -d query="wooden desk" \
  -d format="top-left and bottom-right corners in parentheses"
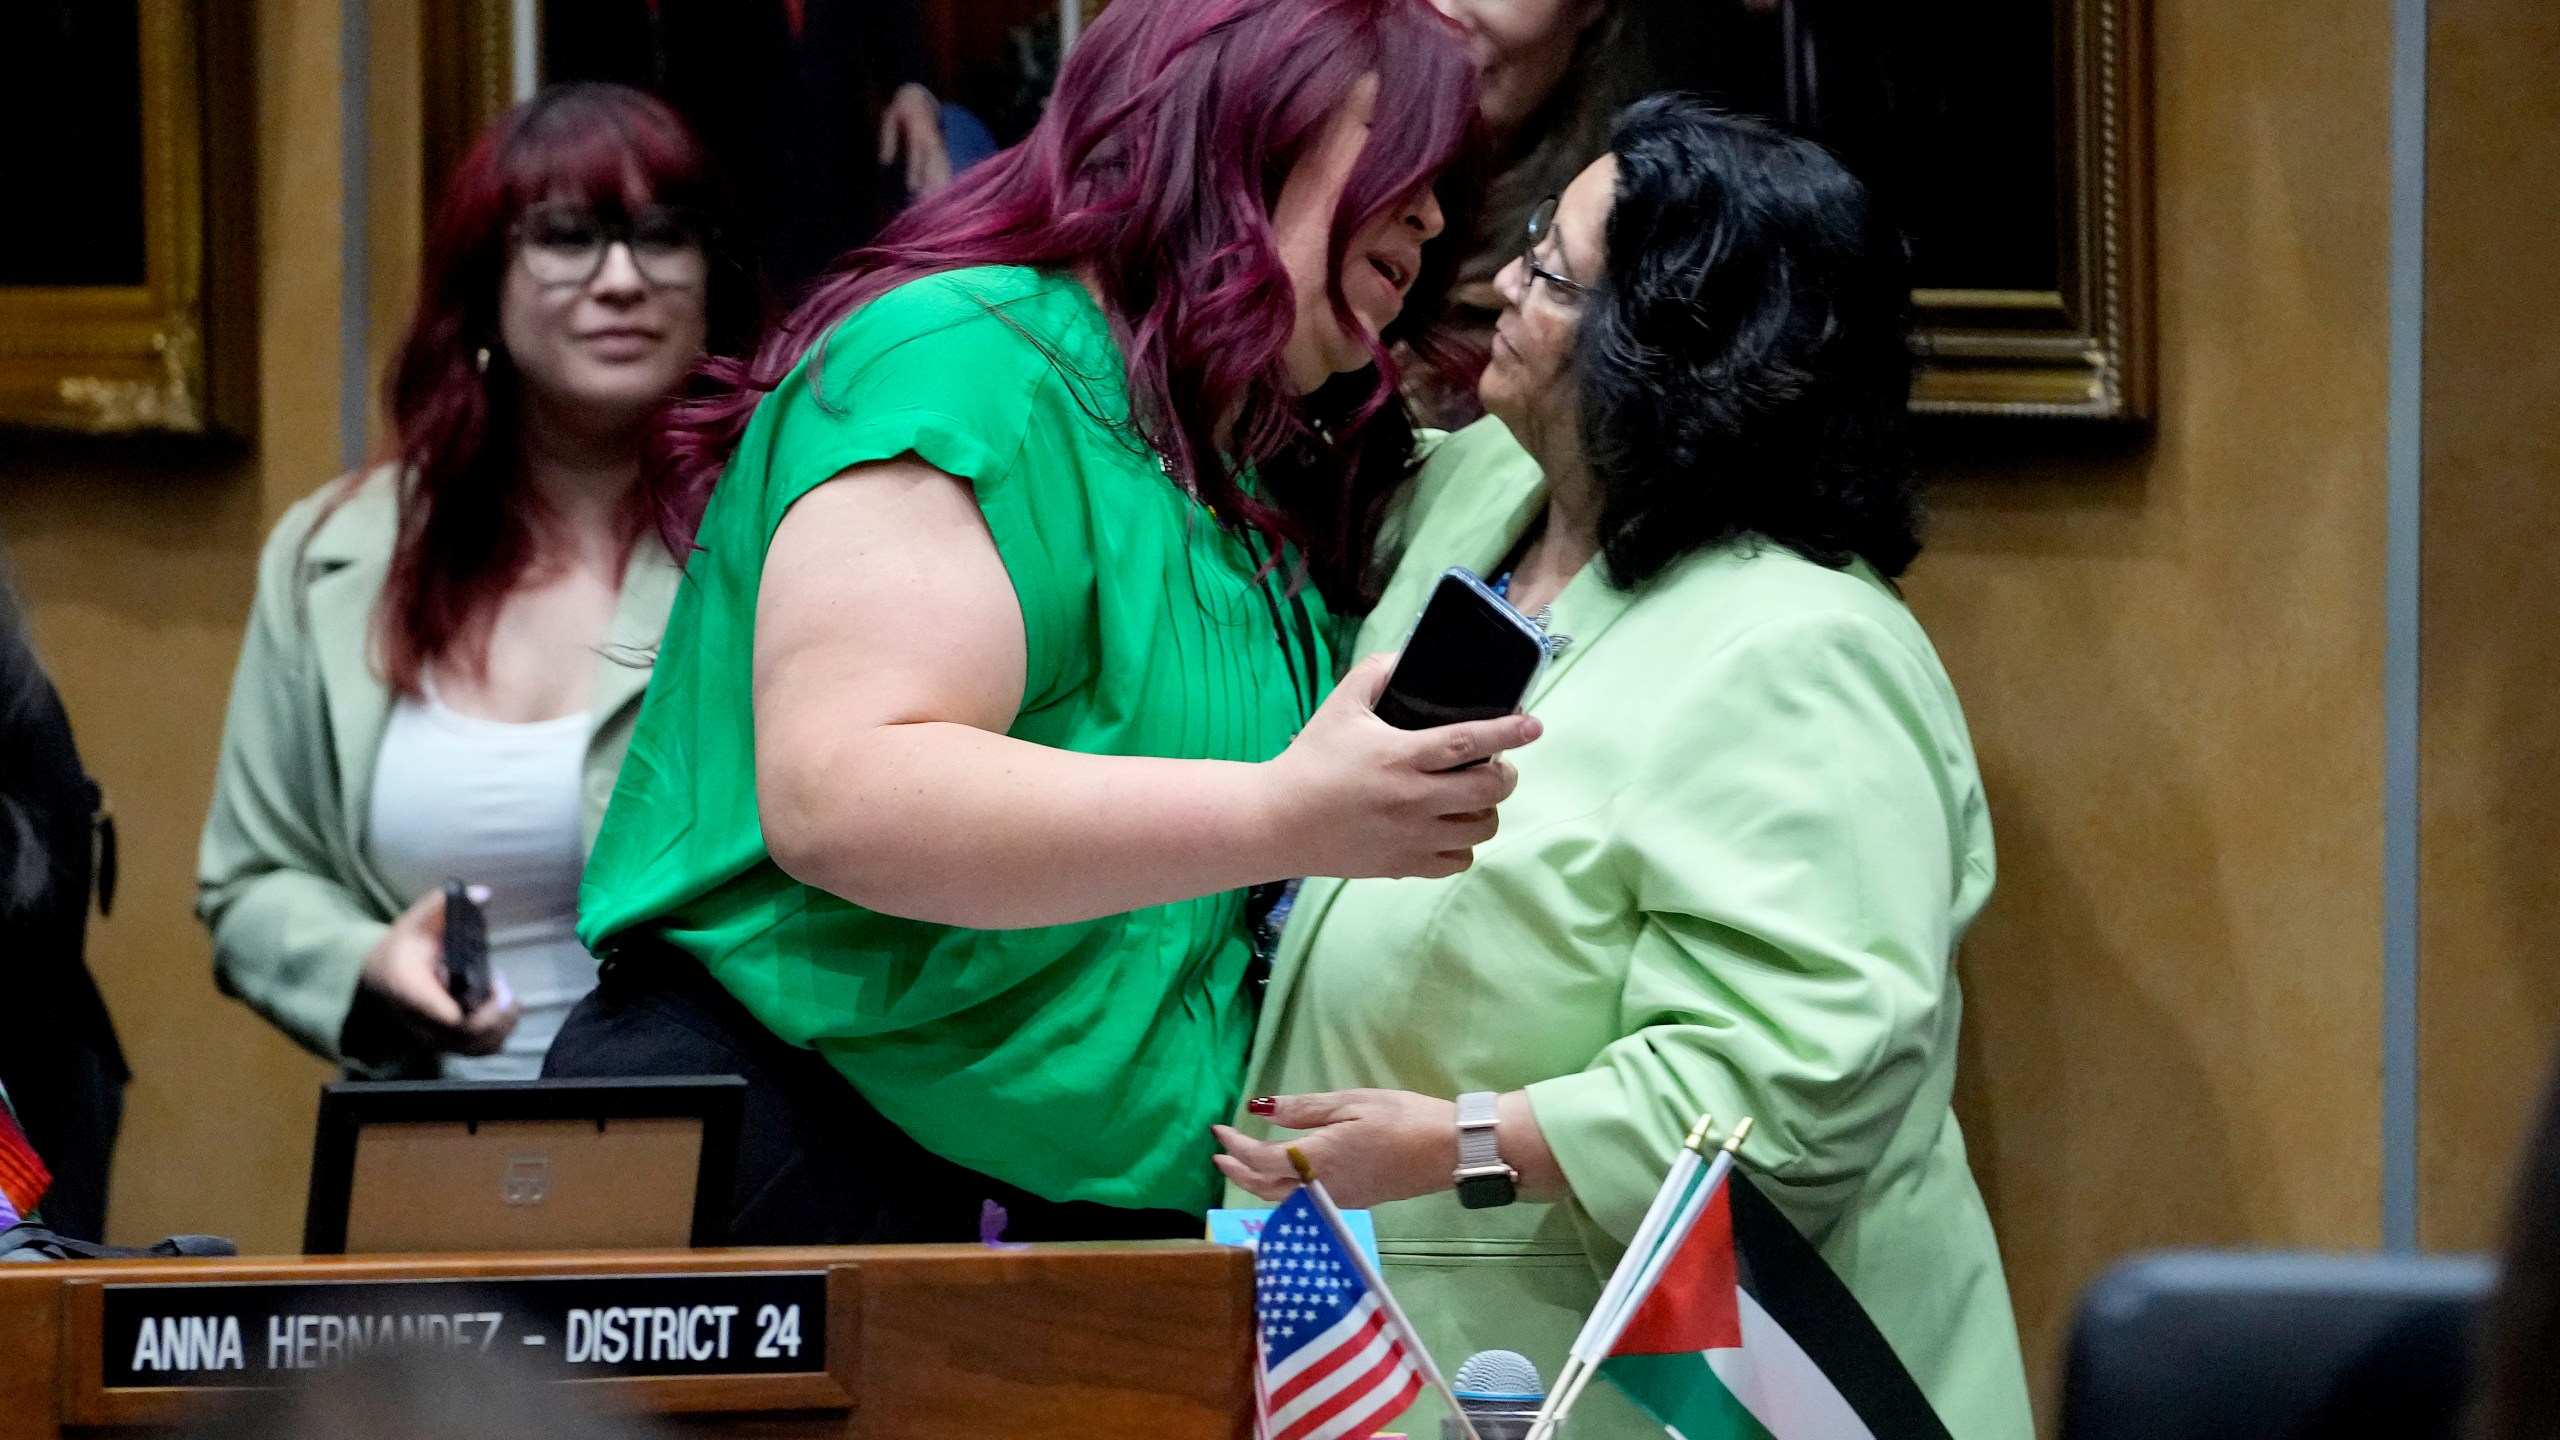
top-left (0, 1242), bottom-right (1253, 1439)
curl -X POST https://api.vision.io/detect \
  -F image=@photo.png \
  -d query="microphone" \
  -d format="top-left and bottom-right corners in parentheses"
top-left (1445, 1350), bottom-right (1544, 1440)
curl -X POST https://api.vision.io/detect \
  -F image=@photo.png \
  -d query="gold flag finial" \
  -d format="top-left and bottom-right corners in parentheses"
top-left (1286, 1145), bottom-right (1318, 1183)
top-left (1683, 1113), bottom-right (1717, 1152)
top-left (1721, 1117), bottom-right (1754, 1154)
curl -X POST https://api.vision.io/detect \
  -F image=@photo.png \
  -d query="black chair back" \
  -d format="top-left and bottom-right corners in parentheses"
top-left (2060, 1250), bottom-right (2493, 1440)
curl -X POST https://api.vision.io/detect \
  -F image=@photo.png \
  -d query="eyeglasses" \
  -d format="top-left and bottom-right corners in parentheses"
top-left (512, 201), bottom-right (710, 290)
top-left (1521, 197), bottom-right (1587, 301)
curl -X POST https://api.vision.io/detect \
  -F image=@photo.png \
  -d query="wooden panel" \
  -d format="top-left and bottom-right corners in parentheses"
top-left (856, 1248), bottom-right (1253, 1440)
top-left (2415, 0), bottom-right (2560, 1253)
top-left (0, 1244), bottom-right (1248, 1440)
top-left (0, 0), bottom-right (349, 1263)
top-left (0, 1259), bottom-right (61, 1440)
top-left (49, 1266), bottom-right (858, 1428)
top-left (420, 0), bottom-right (510, 216)
top-left (1903, 0), bottom-right (2396, 1421)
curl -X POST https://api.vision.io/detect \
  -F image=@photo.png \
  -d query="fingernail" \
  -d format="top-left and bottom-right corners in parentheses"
top-left (1247, 1097), bottom-right (1277, 1117)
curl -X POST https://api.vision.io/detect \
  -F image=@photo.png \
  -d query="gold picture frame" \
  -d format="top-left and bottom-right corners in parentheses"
top-left (422, 0), bottom-right (520, 220)
top-left (1909, 0), bottom-right (2153, 420)
top-left (0, 0), bottom-right (250, 436)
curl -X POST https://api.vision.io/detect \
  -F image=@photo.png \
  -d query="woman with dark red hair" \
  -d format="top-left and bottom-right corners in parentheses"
top-left (199, 84), bottom-right (757, 1080)
top-left (553, 0), bottom-right (1532, 1243)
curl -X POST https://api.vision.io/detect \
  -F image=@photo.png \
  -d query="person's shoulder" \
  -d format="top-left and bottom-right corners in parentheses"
top-left (266, 465), bottom-right (397, 573)
top-left (1641, 543), bottom-right (1941, 673)
top-left (1652, 539), bottom-right (1893, 617)
top-left (784, 267), bottom-right (1116, 448)
top-left (747, 269), bottom-right (1119, 515)
top-left (820, 266), bottom-right (1095, 376)
top-left (1414, 415), bottom-right (1538, 500)
top-left (1394, 415), bottom-right (1540, 546)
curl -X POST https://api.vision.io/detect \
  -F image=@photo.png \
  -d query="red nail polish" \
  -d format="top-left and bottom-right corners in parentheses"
top-left (1247, 1097), bottom-right (1277, 1116)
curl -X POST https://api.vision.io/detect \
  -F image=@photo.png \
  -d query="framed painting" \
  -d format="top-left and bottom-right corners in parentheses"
top-left (1901, 0), bottom-right (2153, 420)
top-left (1656, 0), bottom-right (2153, 421)
top-left (0, 0), bottom-right (250, 435)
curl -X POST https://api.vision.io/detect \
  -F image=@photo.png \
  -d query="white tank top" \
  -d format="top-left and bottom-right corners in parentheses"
top-left (366, 684), bottom-right (596, 1080)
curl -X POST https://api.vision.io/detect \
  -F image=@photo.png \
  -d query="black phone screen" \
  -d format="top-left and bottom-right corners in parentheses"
top-left (1373, 572), bottom-right (1545, 731)
top-left (442, 878), bottom-right (491, 1013)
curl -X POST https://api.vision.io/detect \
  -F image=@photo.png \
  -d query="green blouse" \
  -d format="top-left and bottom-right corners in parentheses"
top-left (579, 266), bottom-right (1329, 1213)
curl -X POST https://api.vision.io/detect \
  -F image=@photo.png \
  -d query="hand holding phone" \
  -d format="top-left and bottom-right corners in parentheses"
top-left (1254, 569), bottom-right (1545, 882)
top-left (1264, 653), bottom-right (1540, 882)
top-left (1372, 568), bottom-right (1549, 736)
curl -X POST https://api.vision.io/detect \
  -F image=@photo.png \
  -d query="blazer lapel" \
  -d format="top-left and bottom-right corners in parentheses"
top-left (1524, 564), bottom-right (1637, 708)
top-left (1372, 431), bottom-right (1637, 707)
top-left (1355, 441), bottom-right (1548, 660)
top-left (300, 474), bottom-right (400, 864)
top-left (589, 536), bottom-right (681, 733)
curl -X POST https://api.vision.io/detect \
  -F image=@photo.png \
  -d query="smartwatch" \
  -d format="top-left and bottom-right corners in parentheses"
top-left (1453, 1091), bottom-right (1519, 1209)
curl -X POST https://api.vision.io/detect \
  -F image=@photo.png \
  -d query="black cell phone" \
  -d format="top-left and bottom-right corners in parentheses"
top-left (1373, 567), bottom-right (1550, 732)
top-left (441, 878), bottom-right (491, 1014)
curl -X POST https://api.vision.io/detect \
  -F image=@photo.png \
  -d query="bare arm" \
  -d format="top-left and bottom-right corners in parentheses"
top-left (755, 460), bottom-right (1540, 930)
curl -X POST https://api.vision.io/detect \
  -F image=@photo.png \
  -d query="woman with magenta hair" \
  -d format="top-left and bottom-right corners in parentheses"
top-left (552, 0), bottom-right (1530, 1243)
top-left (200, 85), bottom-right (758, 1080)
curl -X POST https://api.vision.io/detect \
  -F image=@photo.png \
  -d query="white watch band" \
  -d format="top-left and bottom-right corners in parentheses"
top-left (1456, 1091), bottom-right (1503, 1171)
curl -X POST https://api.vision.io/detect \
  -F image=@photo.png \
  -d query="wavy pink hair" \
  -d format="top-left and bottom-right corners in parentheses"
top-left (649, 0), bottom-right (1480, 606)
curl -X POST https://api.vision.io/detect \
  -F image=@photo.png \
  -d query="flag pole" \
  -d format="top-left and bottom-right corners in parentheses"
top-left (1577, 1113), bottom-right (1714, 1355)
top-left (1529, 1120), bottom-right (1753, 1440)
top-left (1528, 1113), bottom-right (1715, 1440)
top-left (1285, 1146), bottom-right (1483, 1440)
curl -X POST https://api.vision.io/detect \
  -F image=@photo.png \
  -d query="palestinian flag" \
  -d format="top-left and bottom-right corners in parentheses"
top-left (0, 1083), bottom-right (50, 1228)
top-left (1601, 1173), bottom-right (1950, 1440)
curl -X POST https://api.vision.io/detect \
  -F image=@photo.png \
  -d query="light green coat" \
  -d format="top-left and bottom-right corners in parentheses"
top-left (195, 468), bottom-right (680, 1071)
top-left (1235, 419), bottom-right (2033, 1440)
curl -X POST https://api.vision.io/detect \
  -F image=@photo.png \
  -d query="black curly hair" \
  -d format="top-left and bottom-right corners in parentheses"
top-left (1576, 95), bottom-right (1919, 588)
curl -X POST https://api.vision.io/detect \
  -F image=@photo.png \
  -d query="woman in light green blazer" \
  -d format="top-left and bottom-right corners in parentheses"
top-left (199, 470), bottom-right (680, 1074)
top-left (1216, 101), bottom-right (2033, 1440)
top-left (198, 85), bottom-right (749, 1077)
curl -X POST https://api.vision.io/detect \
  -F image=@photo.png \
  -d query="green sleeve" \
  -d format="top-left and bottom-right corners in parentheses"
top-left (195, 493), bottom-right (386, 1066)
top-left (1526, 611), bottom-right (1967, 1249)
top-left (758, 280), bottom-right (1100, 708)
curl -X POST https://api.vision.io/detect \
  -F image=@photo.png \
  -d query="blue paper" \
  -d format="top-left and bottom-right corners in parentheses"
top-left (1208, 1205), bottom-right (1381, 1266)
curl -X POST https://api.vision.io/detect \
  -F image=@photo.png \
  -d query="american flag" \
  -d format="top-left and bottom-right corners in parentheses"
top-left (1254, 1187), bottom-right (1425, 1440)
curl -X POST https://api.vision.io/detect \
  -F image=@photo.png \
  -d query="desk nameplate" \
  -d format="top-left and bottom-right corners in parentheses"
top-left (59, 1267), bottom-right (857, 1425)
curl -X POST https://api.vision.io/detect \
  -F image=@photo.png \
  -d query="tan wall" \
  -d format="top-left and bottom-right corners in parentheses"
top-left (0, 0), bottom-right (429, 1255)
top-left (16, 0), bottom-right (2554, 1430)
top-left (1903, 0), bottom-right (2397, 1418)
top-left (2417, 0), bottom-right (2560, 1252)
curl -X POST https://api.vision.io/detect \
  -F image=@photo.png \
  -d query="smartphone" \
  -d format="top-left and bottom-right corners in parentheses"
top-left (1373, 568), bottom-right (1550, 733)
top-left (441, 878), bottom-right (491, 1014)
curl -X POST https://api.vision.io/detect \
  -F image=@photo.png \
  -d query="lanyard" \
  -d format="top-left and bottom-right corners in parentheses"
top-left (1247, 534), bottom-right (1322, 724)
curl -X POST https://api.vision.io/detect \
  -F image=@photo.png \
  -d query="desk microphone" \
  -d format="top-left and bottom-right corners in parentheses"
top-left (1445, 1350), bottom-right (1543, 1440)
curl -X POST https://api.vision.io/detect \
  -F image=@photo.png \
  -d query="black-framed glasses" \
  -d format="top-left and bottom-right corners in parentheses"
top-left (1522, 196), bottom-right (1586, 300)
top-left (512, 201), bottom-right (710, 290)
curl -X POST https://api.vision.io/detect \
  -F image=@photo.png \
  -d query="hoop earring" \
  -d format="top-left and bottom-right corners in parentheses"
top-left (475, 346), bottom-right (493, 375)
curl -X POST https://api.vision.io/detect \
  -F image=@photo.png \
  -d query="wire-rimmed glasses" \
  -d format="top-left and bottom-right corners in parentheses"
top-left (1521, 196), bottom-right (1586, 301)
